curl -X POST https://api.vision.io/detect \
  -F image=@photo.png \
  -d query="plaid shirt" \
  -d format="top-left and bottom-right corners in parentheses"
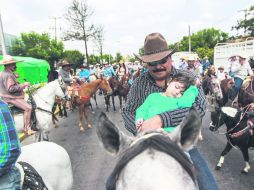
top-left (0, 99), bottom-right (21, 176)
top-left (122, 67), bottom-right (207, 135)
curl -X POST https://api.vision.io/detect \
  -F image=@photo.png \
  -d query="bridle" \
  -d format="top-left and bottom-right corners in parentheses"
top-left (31, 79), bottom-right (67, 115)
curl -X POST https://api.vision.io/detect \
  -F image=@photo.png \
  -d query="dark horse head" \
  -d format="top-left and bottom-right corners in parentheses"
top-left (209, 106), bottom-right (254, 134)
top-left (238, 78), bottom-right (254, 108)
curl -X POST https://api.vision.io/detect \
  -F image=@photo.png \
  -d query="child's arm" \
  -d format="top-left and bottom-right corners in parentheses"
top-left (135, 94), bottom-right (155, 123)
top-left (177, 85), bottom-right (199, 108)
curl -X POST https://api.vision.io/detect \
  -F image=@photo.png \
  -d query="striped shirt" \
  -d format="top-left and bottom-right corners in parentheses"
top-left (0, 99), bottom-right (21, 176)
top-left (122, 67), bottom-right (207, 135)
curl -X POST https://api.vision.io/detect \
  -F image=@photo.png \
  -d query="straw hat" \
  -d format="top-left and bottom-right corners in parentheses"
top-left (0, 55), bottom-right (23, 65)
top-left (59, 59), bottom-right (73, 66)
top-left (218, 66), bottom-right (224, 70)
top-left (138, 33), bottom-right (176, 63)
top-left (186, 56), bottom-right (195, 61)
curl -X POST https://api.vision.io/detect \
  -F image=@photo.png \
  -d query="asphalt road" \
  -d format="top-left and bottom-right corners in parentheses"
top-left (22, 95), bottom-right (254, 190)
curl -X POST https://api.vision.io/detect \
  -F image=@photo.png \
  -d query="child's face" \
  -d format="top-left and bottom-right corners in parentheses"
top-left (166, 81), bottom-right (186, 97)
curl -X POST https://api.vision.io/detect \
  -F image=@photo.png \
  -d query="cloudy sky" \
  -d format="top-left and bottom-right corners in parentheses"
top-left (1, 0), bottom-right (253, 56)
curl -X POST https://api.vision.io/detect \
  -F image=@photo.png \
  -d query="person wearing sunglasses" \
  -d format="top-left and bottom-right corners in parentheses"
top-left (122, 33), bottom-right (218, 190)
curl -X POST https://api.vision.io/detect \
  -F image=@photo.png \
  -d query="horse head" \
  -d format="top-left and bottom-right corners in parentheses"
top-left (96, 108), bottom-right (201, 190)
top-left (210, 77), bottom-right (223, 100)
top-left (99, 78), bottom-right (113, 95)
top-left (202, 76), bottom-right (223, 101)
top-left (209, 106), bottom-right (239, 132)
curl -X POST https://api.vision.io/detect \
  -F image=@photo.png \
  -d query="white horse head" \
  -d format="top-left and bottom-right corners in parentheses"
top-left (18, 141), bottom-right (73, 190)
top-left (210, 76), bottom-right (223, 100)
top-left (96, 108), bottom-right (201, 190)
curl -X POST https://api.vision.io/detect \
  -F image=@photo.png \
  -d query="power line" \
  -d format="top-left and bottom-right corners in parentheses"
top-left (49, 17), bottom-right (61, 40)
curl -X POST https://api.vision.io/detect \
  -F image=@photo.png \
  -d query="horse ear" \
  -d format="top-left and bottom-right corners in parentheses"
top-left (96, 112), bottom-right (131, 155)
top-left (170, 108), bottom-right (202, 151)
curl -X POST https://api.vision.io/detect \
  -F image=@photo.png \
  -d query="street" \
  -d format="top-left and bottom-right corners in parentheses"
top-left (22, 95), bottom-right (254, 190)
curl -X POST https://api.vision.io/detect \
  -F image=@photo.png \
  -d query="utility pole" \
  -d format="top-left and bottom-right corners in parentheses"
top-left (238, 9), bottom-right (248, 36)
top-left (188, 25), bottom-right (191, 53)
top-left (0, 12), bottom-right (6, 55)
top-left (49, 17), bottom-right (61, 40)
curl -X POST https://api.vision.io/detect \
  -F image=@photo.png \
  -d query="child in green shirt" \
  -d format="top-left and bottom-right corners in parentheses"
top-left (135, 72), bottom-right (199, 132)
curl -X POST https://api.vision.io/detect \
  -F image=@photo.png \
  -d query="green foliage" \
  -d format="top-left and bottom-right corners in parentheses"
top-left (115, 52), bottom-right (123, 62)
top-left (11, 32), bottom-right (64, 65)
top-left (196, 47), bottom-right (214, 62)
top-left (177, 28), bottom-right (228, 51)
top-left (88, 54), bottom-right (101, 64)
top-left (233, 5), bottom-right (254, 36)
top-left (63, 50), bottom-right (84, 69)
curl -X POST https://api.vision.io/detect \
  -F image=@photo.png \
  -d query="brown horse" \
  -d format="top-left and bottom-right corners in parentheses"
top-left (238, 78), bottom-right (254, 108)
top-left (104, 76), bottom-right (119, 112)
top-left (70, 78), bottom-right (112, 132)
top-left (118, 74), bottom-right (130, 110)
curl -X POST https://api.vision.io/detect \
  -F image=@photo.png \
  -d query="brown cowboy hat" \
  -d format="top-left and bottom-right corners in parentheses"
top-left (59, 59), bottom-right (73, 66)
top-left (0, 55), bottom-right (23, 65)
top-left (138, 33), bottom-right (177, 63)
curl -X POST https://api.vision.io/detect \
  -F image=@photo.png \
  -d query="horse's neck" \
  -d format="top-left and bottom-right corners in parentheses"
top-left (224, 112), bottom-right (243, 131)
top-left (82, 80), bottom-right (101, 95)
top-left (33, 82), bottom-right (56, 109)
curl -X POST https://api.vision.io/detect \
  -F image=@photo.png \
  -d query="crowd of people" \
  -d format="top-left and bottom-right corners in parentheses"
top-left (1, 31), bottom-right (254, 189)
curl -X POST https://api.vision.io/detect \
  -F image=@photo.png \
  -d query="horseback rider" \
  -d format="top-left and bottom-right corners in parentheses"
top-left (0, 55), bottom-right (36, 135)
top-left (116, 60), bottom-right (128, 80)
top-left (58, 59), bottom-right (76, 86)
top-left (102, 62), bottom-right (116, 80)
top-left (0, 98), bottom-right (22, 189)
top-left (78, 64), bottom-right (90, 83)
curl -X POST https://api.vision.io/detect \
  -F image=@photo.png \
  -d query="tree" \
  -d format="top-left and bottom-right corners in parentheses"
top-left (93, 25), bottom-right (104, 64)
top-left (178, 28), bottom-right (228, 51)
top-left (233, 5), bottom-right (254, 36)
top-left (115, 52), bottom-right (123, 63)
top-left (12, 32), bottom-right (64, 65)
top-left (64, 0), bottom-right (98, 65)
top-left (63, 50), bottom-right (84, 71)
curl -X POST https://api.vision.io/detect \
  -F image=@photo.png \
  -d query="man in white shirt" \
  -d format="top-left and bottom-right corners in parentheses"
top-left (230, 53), bottom-right (253, 97)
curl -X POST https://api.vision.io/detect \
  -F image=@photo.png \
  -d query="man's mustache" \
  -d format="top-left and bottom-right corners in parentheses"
top-left (153, 68), bottom-right (166, 72)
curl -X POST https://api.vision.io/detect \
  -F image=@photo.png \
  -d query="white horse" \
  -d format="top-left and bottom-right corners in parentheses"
top-left (17, 141), bottom-right (73, 190)
top-left (14, 79), bottom-right (67, 141)
top-left (96, 108), bottom-right (201, 190)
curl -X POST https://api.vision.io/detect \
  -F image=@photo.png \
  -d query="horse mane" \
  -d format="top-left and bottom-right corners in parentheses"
top-left (106, 133), bottom-right (196, 190)
top-left (81, 79), bottom-right (101, 88)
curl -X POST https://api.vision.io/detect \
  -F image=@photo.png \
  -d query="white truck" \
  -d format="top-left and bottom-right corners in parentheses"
top-left (214, 37), bottom-right (254, 71)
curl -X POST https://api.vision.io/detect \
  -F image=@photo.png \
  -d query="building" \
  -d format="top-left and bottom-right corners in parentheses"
top-left (214, 37), bottom-right (254, 71)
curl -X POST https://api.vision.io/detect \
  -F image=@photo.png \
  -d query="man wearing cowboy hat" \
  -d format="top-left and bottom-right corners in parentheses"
top-left (0, 55), bottom-right (36, 135)
top-left (58, 59), bottom-right (75, 86)
top-left (201, 56), bottom-right (211, 75)
top-left (230, 53), bottom-right (253, 97)
top-left (216, 66), bottom-right (226, 81)
top-left (122, 33), bottom-right (217, 190)
top-left (102, 62), bottom-right (116, 79)
top-left (77, 64), bottom-right (90, 82)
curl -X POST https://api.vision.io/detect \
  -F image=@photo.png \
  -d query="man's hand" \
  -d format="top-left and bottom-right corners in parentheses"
top-left (138, 115), bottom-right (162, 132)
top-left (195, 78), bottom-right (201, 87)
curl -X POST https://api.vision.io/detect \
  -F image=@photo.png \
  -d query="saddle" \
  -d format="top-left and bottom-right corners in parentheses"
top-left (16, 161), bottom-right (48, 190)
